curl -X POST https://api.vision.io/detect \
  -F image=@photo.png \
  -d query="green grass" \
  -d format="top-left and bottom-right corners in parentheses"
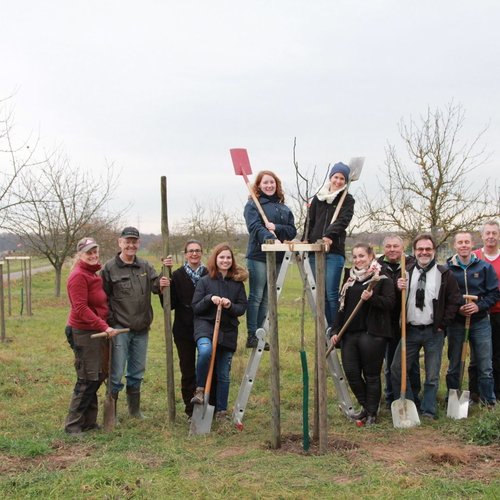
top-left (1, 263), bottom-right (499, 498)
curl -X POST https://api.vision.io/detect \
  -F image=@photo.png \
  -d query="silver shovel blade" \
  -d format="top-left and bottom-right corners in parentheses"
top-left (391, 398), bottom-right (421, 428)
top-left (189, 403), bottom-right (215, 435)
top-left (446, 389), bottom-right (470, 420)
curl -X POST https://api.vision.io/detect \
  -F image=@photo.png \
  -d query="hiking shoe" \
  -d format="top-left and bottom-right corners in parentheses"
top-left (246, 336), bottom-right (258, 348)
top-left (190, 387), bottom-right (204, 405)
top-left (216, 410), bottom-right (228, 421)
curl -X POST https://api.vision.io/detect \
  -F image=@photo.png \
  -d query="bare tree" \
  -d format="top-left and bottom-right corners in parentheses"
top-left (0, 99), bottom-right (42, 227)
top-left (357, 102), bottom-right (499, 247)
top-left (179, 199), bottom-right (246, 253)
top-left (7, 151), bottom-right (121, 296)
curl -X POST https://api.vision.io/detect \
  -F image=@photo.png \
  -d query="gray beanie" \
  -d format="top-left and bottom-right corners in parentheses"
top-left (329, 162), bottom-right (350, 182)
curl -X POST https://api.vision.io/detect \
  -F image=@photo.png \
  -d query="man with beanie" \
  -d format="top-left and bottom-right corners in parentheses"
top-left (306, 161), bottom-right (354, 326)
top-left (102, 226), bottom-right (163, 420)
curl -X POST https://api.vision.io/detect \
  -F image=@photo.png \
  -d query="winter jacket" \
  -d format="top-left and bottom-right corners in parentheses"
top-left (306, 192), bottom-right (354, 257)
top-left (192, 267), bottom-right (248, 352)
top-left (244, 195), bottom-right (297, 263)
top-left (332, 273), bottom-right (395, 339)
top-left (67, 260), bottom-right (109, 332)
top-left (102, 254), bottom-right (161, 331)
top-left (473, 248), bottom-right (500, 314)
top-left (406, 262), bottom-right (461, 332)
top-left (377, 254), bottom-right (416, 328)
top-left (169, 265), bottom-right (208, 340)
top-left (446, 254), bottom-right (500, 324)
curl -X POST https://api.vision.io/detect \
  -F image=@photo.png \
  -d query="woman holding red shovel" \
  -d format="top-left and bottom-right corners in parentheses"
top-left (244, 171), bottom-right (296, 348)
top-left (64, 237), bottom-right (119, 435)
top-left (330, 243), bottom-right (395, 425)
top-left (190, 243), bottom-right (248, 419)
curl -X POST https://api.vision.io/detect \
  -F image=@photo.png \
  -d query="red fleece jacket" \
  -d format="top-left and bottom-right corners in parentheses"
top-left (67, 260), bottom-right (109, 332)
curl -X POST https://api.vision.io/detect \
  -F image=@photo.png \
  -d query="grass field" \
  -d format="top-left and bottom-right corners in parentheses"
top-left (0, 258), bottom-right (499, 499)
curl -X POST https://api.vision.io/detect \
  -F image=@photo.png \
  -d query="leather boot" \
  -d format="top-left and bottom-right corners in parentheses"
top-left (350, 408), bottom-right (368, 421)
top-left (126, 386), bottom-right (146, 419)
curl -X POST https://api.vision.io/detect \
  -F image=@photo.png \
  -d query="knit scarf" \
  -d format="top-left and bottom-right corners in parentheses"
top-left (315, 182), bottom-right (346, 204)
top-left (339, 259), bottom-right (381, 312)
top-left (184, 263), bottom-right (206, 286)
top-left (415, 259), bottom-right (436, 310)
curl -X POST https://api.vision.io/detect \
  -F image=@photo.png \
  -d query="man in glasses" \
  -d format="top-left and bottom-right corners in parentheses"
top-left (162, 240), bottom-right (207, 420)
top-left (102, 226), bottom-right (163, 420)
top-left (391, 233), bottom-right (461, 419)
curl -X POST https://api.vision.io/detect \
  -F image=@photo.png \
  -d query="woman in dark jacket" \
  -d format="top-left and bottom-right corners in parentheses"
top-left (244, 170), bottom-right (296, 348)
top-left (307, 162), bottom-right (354, 326)
top-left (190, 243), bottom-right (248, 418)
top-left (162, 240), bottom-right (207, 419)
top-left (331, 242), bottom-right (395, 425)
top-left (65, 237), bottom-right (118, 434)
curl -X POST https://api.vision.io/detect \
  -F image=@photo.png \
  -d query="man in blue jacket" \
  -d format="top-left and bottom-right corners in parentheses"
top-left (446, 231), bottom-right (500, 407)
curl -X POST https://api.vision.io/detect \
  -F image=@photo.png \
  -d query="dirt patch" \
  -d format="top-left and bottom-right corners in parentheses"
top-left (0, 440), bottom-right (95, 475)
top-left (267, 432), bottom-right (359, 455)
top-left (217, 446), bottom-right (247, 459)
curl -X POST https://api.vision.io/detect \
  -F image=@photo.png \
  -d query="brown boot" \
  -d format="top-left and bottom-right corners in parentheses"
top-left (190, 387), bottom-right (204, 405)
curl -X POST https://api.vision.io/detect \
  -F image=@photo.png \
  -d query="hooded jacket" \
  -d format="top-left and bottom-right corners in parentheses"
top-left (446, 253), bottom-right (500, 324)
top-left (192, 266), bottom-right (248, 352)
top-left (244, 195), bottom-right (296, 263)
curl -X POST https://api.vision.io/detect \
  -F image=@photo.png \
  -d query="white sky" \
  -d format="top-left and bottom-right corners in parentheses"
top-left (1, 1), bottom-right (499, 233)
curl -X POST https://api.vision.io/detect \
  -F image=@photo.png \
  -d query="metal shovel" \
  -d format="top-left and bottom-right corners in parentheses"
top-left (190, 303), bottom-right (223, 435)
top-left (447, 294), bottom-right (478, 419)
top-left (391, 254), bottom-right (420, 428)
top-left (230, 148), bottom-right (276, 237)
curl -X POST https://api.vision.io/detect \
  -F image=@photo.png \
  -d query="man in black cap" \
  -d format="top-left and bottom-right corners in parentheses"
top-left (102, 226), bottom-right (163, 420)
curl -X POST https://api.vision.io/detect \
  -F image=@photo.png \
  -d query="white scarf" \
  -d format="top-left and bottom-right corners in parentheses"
top-left (338, 259), bottom-right (381, 312)
top-left (316, 181), bottom-right (346, 204)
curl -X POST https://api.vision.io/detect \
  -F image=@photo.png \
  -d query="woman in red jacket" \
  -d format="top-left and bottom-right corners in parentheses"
top-left (65, 237), bottom-right (118, 434)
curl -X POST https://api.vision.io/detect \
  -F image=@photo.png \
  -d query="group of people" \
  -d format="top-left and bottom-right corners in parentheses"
top-left (64, 160), bottom-right (500, 433)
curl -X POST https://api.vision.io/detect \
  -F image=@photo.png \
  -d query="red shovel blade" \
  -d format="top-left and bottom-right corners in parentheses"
top-left (230, 148), bottom-right (253, 176)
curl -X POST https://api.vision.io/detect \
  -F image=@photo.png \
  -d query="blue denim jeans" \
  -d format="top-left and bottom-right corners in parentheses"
top-left (246, 259), bottom-right (268, 336)
top-left (196, 337), bottom-right (234, 411)
top-left (111, 328), bottom-right (149, 393)
top-left (391, 325), bottom-right (444, 417)
top-left (309, 252), bottom-right (345, 326)
top-left (446, 316), bottom-right (495, 404)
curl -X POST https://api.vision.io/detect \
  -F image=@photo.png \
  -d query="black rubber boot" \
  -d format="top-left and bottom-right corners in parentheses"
top-left (126, 386), bottom-right (146, 419)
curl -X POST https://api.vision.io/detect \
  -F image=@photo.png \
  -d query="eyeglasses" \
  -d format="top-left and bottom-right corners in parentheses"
top-left (186, 249), bottom-right (202, 254)
top-left (415, 247), bottom-right (433, 253)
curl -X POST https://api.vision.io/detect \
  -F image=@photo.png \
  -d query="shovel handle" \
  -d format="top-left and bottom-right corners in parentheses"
top-left (204, 304), bottom-right (223, 396)
top-left (91, 328), bottom-right (130, 339)
top-left (400, 253), bottom-right (408, 395)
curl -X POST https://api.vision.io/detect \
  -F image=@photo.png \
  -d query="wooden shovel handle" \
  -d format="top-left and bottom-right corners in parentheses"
top-left (204, 304), bottom-right (223, 395)
top-left (400, 253), bottom-right (407, 395)
top-left (91, 328), bottom-right (130, 339)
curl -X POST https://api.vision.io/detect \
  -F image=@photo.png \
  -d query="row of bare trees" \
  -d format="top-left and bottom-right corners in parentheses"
top-left (1, 98), bottom-right (121, 296)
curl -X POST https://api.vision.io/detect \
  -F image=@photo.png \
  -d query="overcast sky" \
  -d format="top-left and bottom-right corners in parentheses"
top-left (1, 1), bottom-right (499, 234)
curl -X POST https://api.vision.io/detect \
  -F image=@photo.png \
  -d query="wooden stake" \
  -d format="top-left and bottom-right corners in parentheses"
top-left (161, 176), bottom-right (176, 423)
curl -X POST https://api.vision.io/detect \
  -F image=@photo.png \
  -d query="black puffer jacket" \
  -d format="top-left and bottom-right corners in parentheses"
top-left (192, 267), bottom-right (248, 352)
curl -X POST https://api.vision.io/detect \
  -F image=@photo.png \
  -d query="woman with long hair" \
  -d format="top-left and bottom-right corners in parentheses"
top-left (190, 243), bottom-right (248, 419)
top-left (307, 162), bottom-right (354, 326)
top-left (244, 170), bottom-right (296, 348)
top-left (65, 237), bottom-right (118, 434)
top-left (330, 243), bottom-right (395, 425)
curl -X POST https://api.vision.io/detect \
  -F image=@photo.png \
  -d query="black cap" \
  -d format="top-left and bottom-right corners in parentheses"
top-left (120, 226), bottom-right (140, 239)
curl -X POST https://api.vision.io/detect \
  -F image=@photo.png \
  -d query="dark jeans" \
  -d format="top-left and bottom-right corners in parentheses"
top-left (469, 312), bottom-right (500, 400)
top-left (341, 331), bottom-right (387, 416)
top-left (174, 336), bottom-right (197, 416)
top-left (385, 336), bottom-right (421, 407)
top-left (391, 325), bottom-right (444, 417)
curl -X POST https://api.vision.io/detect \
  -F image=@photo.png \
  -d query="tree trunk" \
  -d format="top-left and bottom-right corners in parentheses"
top-left (54, 264), bottom-right (63, 297)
